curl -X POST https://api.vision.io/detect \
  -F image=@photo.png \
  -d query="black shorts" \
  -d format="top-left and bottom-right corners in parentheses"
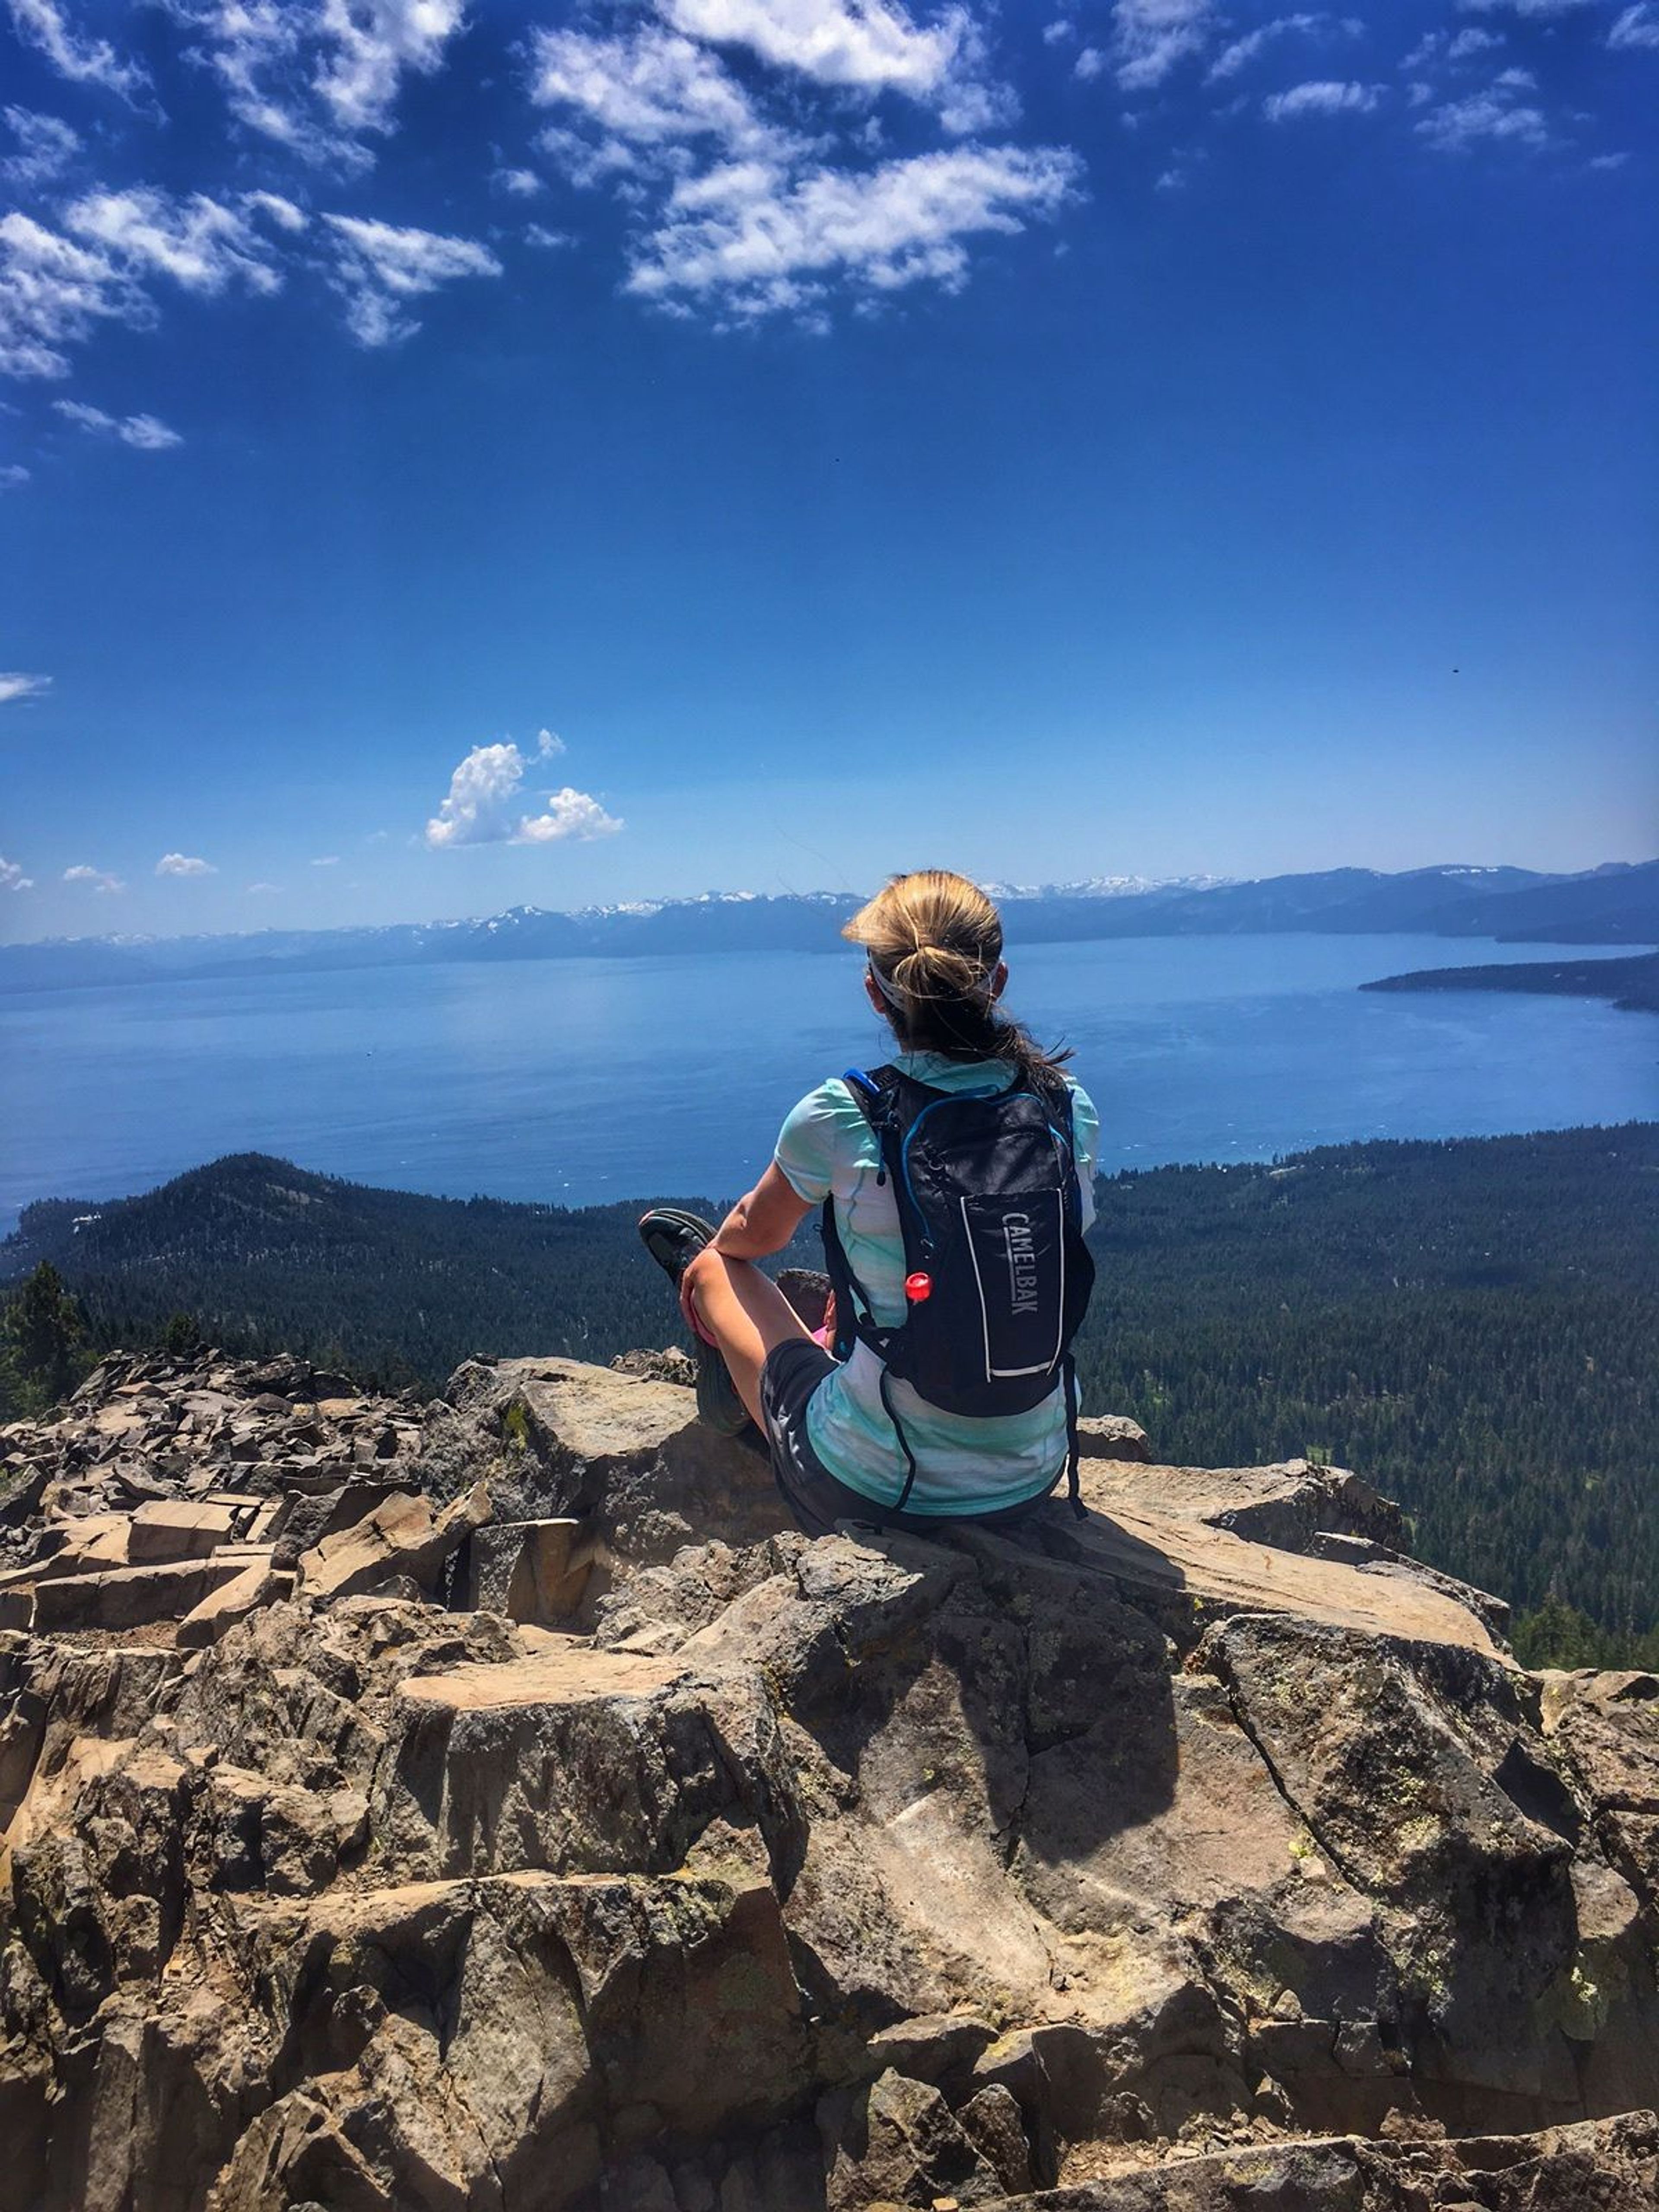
top-left (758, 1336), bottom-right (1061, 1541)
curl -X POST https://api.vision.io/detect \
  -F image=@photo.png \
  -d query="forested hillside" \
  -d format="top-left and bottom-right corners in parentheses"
top-left (4, 1125), bottom-right (1655, 1658)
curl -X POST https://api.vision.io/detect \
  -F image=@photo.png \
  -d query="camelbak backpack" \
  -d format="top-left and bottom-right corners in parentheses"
top-left (820, 1063), bottom-right (1096, 1516)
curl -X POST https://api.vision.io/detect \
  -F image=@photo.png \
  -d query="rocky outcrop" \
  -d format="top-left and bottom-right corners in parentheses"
top-left (1, 1348), bottom-right (1656, 2211)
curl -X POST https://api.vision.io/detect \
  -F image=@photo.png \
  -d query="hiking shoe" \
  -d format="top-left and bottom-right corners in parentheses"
top-left (636, 1208), bottom-right (750, 1437)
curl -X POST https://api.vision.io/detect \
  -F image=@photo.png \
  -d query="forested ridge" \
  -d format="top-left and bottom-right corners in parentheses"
top-left (3, 1123), bottom-right (1655, 1660)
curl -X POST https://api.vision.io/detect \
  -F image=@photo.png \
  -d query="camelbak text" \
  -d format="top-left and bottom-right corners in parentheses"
top-left (1001, 1212), bottom-right (1039, 1316)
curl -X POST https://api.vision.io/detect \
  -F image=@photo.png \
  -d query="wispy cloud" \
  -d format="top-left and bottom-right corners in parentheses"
top-left (0, 855), bottom-right (33, 892)
top-left (6, 0), bottom-right (149, 102)
top-left (64, 187), bottom-right (286, 297)
top-left (531, 24), bottom-right (795, 176)
top-left (321, 214), bottom-right (502, 346)
top-left (246, 880), bottom-right (282, 894)
top-left (53, 397), bottom-right (184, 448)
top-left (163, 0), bottom-right (467, 168)
top-left (1417, 79), bottom-right (1550, 151)
top-left (0, 463), bottom-right (29, 489)
top-left (0, 213), bottom-right (147, 380)
top-left (628, 144), bottom-right (1081, 320)
top-left (1608, 2), bottom-right (1659, 45)
top-left (1208, 14), bottom-right (1351, 84)
top-left (0, 671), bottom-right (51, 704)
top-left (425, 738), bottom-right (622, 849)
top-left (63, 861), bottom-right (123, 892)
top-left (311, 854), bottom-right (340, 866)
top-left (1, 104), bottom-right (81, 190)
top-left (1262, 79), bottom-right (1382, 120)
top-left (1110, 0), bottom-right (1218, 92)
top-left (156, 851), bottom-right (217, 876)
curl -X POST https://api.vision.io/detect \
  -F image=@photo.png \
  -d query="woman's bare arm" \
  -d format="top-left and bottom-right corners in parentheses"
top-left (710, 1161), bottom-right (813, 1260)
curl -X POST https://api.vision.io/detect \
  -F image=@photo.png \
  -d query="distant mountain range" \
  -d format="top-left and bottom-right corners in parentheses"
top-left (2, 859), bottom-right (1655, 996)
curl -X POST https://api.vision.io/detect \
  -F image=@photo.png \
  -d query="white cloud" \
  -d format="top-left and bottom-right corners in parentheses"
top-left (6, 0), bottom-right (149, 102)
top-left (0, 855), bottom-right (33, 892)
top-left (1042, 18), bottom-right (1076, 43)
top-left (425, 739), bottom-right (622, 849)
top-left (156, 851), bottom-right (217, 876)
top-left (1111, 0), bottom-right (1217, 92)
top-left (246, 880), bottom-right (282, 893)
top-left (1, 105), bottom-right (81, 190)
top-left (654, 0), bottom-right (1007, 131)
top-left (524, 224), bottom-right (574, 251)
top-left (63, 862), bottom-right (123, 892)
top-left (1262, 78), bottom-right (1381, 119)
top-left (311, 853), bottom-right (341, 866)
top-left (1208, 14), bottom-right (1340, 84)
top-left (1588, 148), bottom-right (1631, 165)
top-left (0, 212), bottom-right (149, 380)
top-left (1458, 0), bottom-right (1601, 13)
top-left (53, 397), bottom-right (184, 448)
top-left (1074, 45), bottom-right (1106, 79)
top-left (530, 24), bottom-right (789, 170)
top-left (536, 728), bottom-right (566, 757)
top-left (1609, 3), bottom-right (1659, 44)
top-left (1494, 64), bottom-right (1538, 86)
top-left (494, 166), bottom-right (543, 197)
top-left (164, 0), bottom-right (466, 166)
top-left (0, 671), bottom-right (51, 703)
top-left (0, 464), bottom-right (29, 489)
top-left (1417, 82), bottom-right (1550, 149)
top-left (628, 143), bottom-right (1081, 315)
top-left (64, 187), bottom-right (285, 297)
top-left (314, 0), bottom-right (467, 134)
top-left (321, 213), bottom-right (502, 346)
top-left (1449, 27), bottom-right (1505, 56)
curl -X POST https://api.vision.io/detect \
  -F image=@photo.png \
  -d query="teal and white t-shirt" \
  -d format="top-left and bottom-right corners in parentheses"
top-left (773, 1051), bottom-right (1099, 1516)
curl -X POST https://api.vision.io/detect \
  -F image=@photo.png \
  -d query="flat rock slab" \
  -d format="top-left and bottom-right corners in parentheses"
top-left (401, 1643), bottom-right (693, 1713)
top-left (29, 1553), bottom-right (250, 1631)
top-left (127, 1500), bottom-right (238, 1563)
top-left (1055, 1497), bottom-right (1503, 1656)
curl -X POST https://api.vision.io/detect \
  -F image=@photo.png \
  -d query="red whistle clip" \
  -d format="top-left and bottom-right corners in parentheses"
top-left (905, 1271), bottom-right (933, 1303)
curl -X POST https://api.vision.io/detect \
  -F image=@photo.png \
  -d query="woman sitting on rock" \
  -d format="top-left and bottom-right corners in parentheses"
top-left (640, 869), bottom-right (1099, 1536)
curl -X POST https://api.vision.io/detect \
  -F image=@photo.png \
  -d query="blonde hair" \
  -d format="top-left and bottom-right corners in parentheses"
top-left (843, 869), bottom-right (1071, 1086)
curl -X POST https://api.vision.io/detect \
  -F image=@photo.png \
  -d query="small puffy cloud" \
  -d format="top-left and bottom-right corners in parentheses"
top-left (321, 214), bottom-right (502, 346)
top-left (1589, 148), bottom-right (1632, 166)
top-left (425, 739), bottom-right (622, 849)
top-left (53, 397), bottom-right (183, 449)
top-left (1, 104), bottom-right (81, 190)
top-left (311, 854), bottom-right (341, 866)
top-left (156, 851), bottom-right (217, 877)
top-left (1043, 19), bottom-right (1076, 42)
top-left (1449, 27), bottom-right (1505, 56)
top-left (246, 880), bottom-right (281, 894)
top-left (627, 144), bottom-right (1081, 318)
top-left (1609, 3), bottom-right (1659, 44)
top-left (0, 464), bottom-right (28, 489)
top-left (1417, 82), bottom-right (1549, 150)
top-left (1111, 0), bottom-right (1218, 92)
top-left (494, 166), bottom-right (543, 197)
top-left (0, 671), bottom-right (51, 704)
top-left (1, 855), bottom-right (34, 892)
top-left (524, 224), bottom-right (574, 251)
top-left (536, 728), bottom-right (566, 756)
top-left (6, 0), bottom-right (149, 102)
top-left (1074, 46), bottom-right (1106, 78)
top-left (64, 862), bottom-right (124, 892)
top-left (1262, 79), bottom-right (1381, 119)
top-left (1494, 64), bottom-right (1538, 86)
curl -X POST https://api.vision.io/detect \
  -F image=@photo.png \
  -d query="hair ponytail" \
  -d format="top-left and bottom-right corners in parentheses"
top-left (843, 869), bottom-right (1072, 1091)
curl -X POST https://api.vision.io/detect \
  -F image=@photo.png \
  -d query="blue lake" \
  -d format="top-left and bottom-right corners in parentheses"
top-left (0, 934), bottom-right (1654, 1231)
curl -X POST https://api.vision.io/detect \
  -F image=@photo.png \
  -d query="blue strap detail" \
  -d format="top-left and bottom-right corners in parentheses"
top-left (841, 1066), bottom-right (880, 1102)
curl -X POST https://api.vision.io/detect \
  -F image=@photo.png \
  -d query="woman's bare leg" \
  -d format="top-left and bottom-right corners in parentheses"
top-left (683, 1247), bottom-right (816, 1430)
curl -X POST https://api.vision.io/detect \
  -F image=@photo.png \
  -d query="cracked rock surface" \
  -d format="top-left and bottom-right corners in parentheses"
top-left (1, 1349), bottom-right (1657, 2209)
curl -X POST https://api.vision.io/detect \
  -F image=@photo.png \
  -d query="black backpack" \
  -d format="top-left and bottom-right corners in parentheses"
top-left (820, 1062), bottom-right (1096, 1516)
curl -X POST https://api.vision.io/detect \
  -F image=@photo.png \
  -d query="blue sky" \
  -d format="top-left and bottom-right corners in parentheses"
top-left (1, 0), bottom-right (1654, 941)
